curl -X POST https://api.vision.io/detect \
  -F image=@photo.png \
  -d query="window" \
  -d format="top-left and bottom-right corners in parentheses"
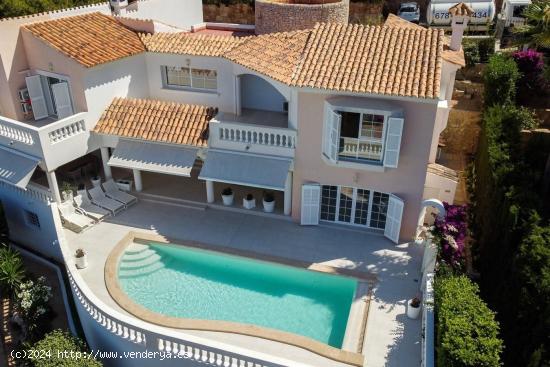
top-left (323, 104), bottom-right (404, 169)
top-left (24, 210), bottom-right (40, 229)
top-left (320, 185), bottom-right (389, 230)
top-left (163, 66), bottom-right (217, 90)
top-left (337, 111), bottom-right (386, 163)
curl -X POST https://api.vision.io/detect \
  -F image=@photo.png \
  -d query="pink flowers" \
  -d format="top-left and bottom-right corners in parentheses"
top-left (431, 202), bottom-right (468, 270)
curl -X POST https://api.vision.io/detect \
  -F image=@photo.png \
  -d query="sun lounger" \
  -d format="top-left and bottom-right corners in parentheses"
top-left (58, 201), bottom-right (94, 233)
top-left (74, 194), bottom-right (111, 222)
top-left (102, 180), bottom-right (138, 207)
top-left (87, 186), bottom-right (125, 215)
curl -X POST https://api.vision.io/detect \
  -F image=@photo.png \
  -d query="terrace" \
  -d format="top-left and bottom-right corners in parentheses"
top-left (61, 199), bottom-right (423, 366)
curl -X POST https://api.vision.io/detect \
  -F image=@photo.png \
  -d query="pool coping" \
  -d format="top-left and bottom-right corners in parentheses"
top-left (105, 231), bottom-right (376, 367)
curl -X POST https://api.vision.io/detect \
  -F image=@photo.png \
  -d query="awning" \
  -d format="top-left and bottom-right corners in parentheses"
top-left (199, 150), bottom-right (292, 191)
top-left (0, 146), bottom-right (40, 189)
top-left (108, 139), bottom-right (198, 177)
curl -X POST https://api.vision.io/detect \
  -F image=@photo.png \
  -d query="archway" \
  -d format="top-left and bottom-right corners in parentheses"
top-left (416, 198), bottom-right (446, 239)
top-left (238, 74), bottom-right (288, 113)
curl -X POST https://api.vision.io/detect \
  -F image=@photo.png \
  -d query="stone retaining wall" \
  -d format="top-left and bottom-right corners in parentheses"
top-left (255, 0), bottom-right (349, 34)
top-left (203, 1), bottom-right (383, 27)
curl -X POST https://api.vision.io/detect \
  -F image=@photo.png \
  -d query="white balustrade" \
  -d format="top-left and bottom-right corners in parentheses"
top-left (421, 272), bottom-right (435, 367)
top-left (0, 123), bottom-right (35, 145)
top-left (48, 119), bottom-right (86, 144)
top-left (209, 119), bottom-right (297, 158)
top-left (65, 266), bottom-right (289, 367)
top-left (340, 138), bottom-right (383, 161)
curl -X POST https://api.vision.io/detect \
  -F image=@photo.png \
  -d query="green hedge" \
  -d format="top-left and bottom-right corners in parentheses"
top-left (471, 55), bottom-right (550, 365)
top-left (483, 54), bottom-right (520, 107)
top-left (463, 38), bottom-right (495, 66)
top-left (30, 330), bottom-right (102, 367)
top-left (434, 275), bottom-right (503, 367)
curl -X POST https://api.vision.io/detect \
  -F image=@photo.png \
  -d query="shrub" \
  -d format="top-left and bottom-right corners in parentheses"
top-left (430, 203), bottom-right (468, 272)
top-left (434, 275), bottom-right (503, 367)
top-left (15, 276), bottom-right (52, 340)
top-left (0, 246), bottom-right (25, 295)
top-left (463, 41), bottom-right (480, 67)
top-left (463, 38), bottom-right (495, 66)
top-left (483, 54), bottom-right (520, 108)
top-left (30, 329), bottom-right (102, 367)
top-left (513, 49), bottom-right (546, 99)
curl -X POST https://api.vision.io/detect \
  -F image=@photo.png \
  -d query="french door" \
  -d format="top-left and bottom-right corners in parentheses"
top-left (321, 185), bottom-right (390, 229)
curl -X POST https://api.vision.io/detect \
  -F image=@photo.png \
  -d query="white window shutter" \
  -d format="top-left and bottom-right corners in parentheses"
top-left (328, 110), bottom-right (341, 162)
top-left (301, 184), bottom-right (321, 225)
top-left (383, 117), bottom-right (404, 168)
top-left (384, 194), bottom-right (404, 244)
top-left (51, 82), bottom-right (73, 119)
top-left (25, 75), bottom-right (48, 120)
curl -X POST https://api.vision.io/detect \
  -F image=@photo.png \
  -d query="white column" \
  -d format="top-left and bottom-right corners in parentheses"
top-left (46, 170), bottom-right (62, 204)
top-left (100, 147), bottom-right (112, 180)
top-left (235, 75), bottom-right (242, 116)
top-left (284, 171), bottom-right (292, 216)
top-left (205, 180), bottom-right (215, 203)
top-left (133, 169), bottom-right (142, 192)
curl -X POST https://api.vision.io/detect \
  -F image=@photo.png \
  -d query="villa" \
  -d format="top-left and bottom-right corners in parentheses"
top-left (0, 0), bottom-right (471, 366)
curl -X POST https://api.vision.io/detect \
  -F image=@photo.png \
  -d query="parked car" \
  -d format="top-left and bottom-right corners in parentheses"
top-left (398, 2), bottom-right (420, 23)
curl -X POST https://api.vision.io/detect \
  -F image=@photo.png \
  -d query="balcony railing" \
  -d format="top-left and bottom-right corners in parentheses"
top-left (209, 114), bottom-right (297, 158)
top-left (339, 137), bottom-right (383, 161)
top-left (0, 112), bottom-right (88, 170)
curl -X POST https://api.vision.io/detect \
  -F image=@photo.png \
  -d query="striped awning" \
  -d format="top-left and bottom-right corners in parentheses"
top-left (0, 146), bottom-right (40, 189)
top-left (199, 150), bottom-right (292, 191)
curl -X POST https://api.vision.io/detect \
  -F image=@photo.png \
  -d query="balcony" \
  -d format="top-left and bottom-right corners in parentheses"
top-left (208, 109), bottom-right (296, 158)
top-left (0, 112), bottom-right (89, 170)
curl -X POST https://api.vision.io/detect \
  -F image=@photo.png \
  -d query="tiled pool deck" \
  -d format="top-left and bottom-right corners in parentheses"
top-left (63, 200), bottom-right (423, 367)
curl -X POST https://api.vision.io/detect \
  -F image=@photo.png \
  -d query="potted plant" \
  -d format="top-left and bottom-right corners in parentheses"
top-left (75, 249), bottom-right (88, 269)
top-left (406, 296), bottom-right (422, 319)
top-left (221, 187), bottom-right (234, 206)
top-left (90, 173), bottom-right (101, 188)
top-left (262, 191), bottom-right (275, 213)
top-left (243, 193), bottom-right (255, 210)
top-left (60, 182), bottom-right (75, 202)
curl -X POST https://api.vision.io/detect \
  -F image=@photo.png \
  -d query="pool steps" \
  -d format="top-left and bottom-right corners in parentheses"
top-left (119, 244), bottom-right (166, 278)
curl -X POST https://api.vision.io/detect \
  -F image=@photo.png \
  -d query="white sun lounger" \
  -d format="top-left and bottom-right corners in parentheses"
top-left (74, 194), bottom-right (111, 222)
top-left (102, 180), bottom-right (138, 207)
top-left (87, 186), bottom-right (125, 215)
top-left (58, 201), bottom-right (94, 233)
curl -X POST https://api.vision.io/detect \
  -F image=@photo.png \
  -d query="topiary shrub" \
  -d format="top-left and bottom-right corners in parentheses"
top-left (434, 275), bottom-right (503, 367)
top-left (483, 54), bottom-right (520, 108)
top-left (30, 330), bottom-right (102, 367)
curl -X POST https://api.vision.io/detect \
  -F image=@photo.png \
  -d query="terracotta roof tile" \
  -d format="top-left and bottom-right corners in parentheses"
top-left (23, 12), bottom-right (145, 68)
top-left (291, 23), bottom-right (444, 99)
top-left (94, 98), bottom-right (215, 147)
top-left (139, 32), bottom-right (245, 57)
top-left (225, 30), bottom-right (311, 84)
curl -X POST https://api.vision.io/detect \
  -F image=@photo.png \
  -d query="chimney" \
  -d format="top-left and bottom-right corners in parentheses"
top-left (448, 3), bottom-right (473, 51)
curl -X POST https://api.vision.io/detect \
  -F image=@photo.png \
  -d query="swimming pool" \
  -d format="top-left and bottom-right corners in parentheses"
top-left (117, 242), bottom-right (357, 348)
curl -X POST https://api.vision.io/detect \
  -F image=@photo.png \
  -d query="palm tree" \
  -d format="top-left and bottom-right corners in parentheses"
top-left (514, 0), bottom-right (550, 48)
top-left (0, 247), bottom-right (25, 296)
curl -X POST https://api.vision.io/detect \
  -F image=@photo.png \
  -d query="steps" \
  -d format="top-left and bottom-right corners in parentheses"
top-left (119, 243), bottom-right (165, 278)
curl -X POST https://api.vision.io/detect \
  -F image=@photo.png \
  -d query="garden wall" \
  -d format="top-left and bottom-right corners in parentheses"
top-left (203, 1), bottom-right (383, 26)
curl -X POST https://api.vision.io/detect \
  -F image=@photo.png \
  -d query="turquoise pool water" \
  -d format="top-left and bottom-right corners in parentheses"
top-left (118, 243), bottom-right (357, 348)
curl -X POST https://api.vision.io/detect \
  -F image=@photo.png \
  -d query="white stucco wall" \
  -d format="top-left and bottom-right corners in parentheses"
top-left (121, 0), bottom-right (203, 30)
top-left (0, 186), bottom-right (63, 261)
top-left (145, 53), bottom-right (236, 113)
top-left (292, 91), bottom-right (441, 241)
